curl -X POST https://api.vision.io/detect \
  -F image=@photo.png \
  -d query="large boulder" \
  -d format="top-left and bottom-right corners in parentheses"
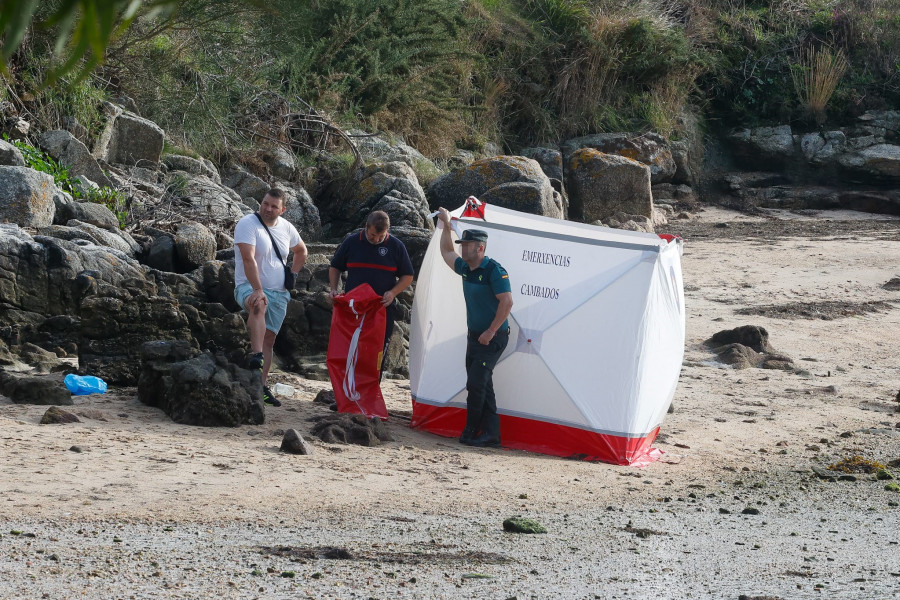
top-left (138, 343), bottom-right (264, 427)
top-left (0, 166), bottom-right (60, 227)
top-left (562, 133), bottom-right (676, 184)
top-left (322, 162), bottom-right (431, 236)
top-left (0, 139), bottom-right (24, 167)
top-left (277, 183), bottom-right (322, 241)
top-left (55, 201), bottom-right (120, 230)
top-left (349, 130), bottom-right (429, 167)
top-left (727, 126), bottom-right (795, 170)
top-left (78, 277), bottom-right (196, 385)
top-left (163, 154), bottom-right (221, 184)
top-left (427, 156), bottom-right (561, 218)
top-left (221, 163), bottom-right (270, 202)
top-left (565, 149), bottom-right (652, 223)
top-left (849, 144), bottom-right (900, 178)
top-left (93, 102), bottom-right (164, 166)
top-left (55, 220), bottom-right (139, 257)
top-left (263, 147), bottom-right (297, 181)
top-left (165, 172), bottom-right (249, 221)
top-left (0, 373), bottom-right (72, 406)
top-left (38, 130), bottom-right (114, 188)
top-left (174, 222), bottom-right (216, 272)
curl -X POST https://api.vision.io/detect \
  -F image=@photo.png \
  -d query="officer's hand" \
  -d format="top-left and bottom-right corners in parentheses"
top-left (381, 291), bottom-right (395, 307)
top-left (477, 329), bottom-right (495, 345)
top-left (437, 207), bottom-right (451, 225)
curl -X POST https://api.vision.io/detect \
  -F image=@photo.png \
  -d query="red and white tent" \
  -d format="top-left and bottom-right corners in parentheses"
top-left (409, 202), bottom-right (685, 465)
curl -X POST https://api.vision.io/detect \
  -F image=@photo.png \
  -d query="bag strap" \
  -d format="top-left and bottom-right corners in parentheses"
top-left (254, 212), bottom-right (286, 265)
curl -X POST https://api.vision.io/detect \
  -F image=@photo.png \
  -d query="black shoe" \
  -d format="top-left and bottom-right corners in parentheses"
top-left (459, 428), bottom-right (477, 445)
top-left (469, 434), bottom-right (501, 448)
top-left (247, 352), bottom-right (264, 370)
top-left (262, 385), bottom-right (281, 407)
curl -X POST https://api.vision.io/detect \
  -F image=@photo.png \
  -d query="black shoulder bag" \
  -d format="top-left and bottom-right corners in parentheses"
top-left (254, 213), bottom-right (296, 290)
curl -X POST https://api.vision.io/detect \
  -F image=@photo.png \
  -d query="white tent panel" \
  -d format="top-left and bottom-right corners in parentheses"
top-left (493, 351), bottom-right (592, 428)
top-left (538, 258), bottom-right (657, 434)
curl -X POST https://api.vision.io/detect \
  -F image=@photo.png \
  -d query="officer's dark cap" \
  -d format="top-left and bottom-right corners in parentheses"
top-left (455, 229), bottom-right (488, 244)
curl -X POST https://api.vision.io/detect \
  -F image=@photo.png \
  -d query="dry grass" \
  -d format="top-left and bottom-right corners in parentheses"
top-left (791, 45), bottom-right (849, 125)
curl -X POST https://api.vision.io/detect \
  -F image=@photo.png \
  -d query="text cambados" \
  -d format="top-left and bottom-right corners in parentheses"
top-left (520, 250), bottom-right (570, 300)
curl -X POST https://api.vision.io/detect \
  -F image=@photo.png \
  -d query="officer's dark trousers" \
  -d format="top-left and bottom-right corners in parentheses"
top-left (463, 329), bottom-right (509, 440)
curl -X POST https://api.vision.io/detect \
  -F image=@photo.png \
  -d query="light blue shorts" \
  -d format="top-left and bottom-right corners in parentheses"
top-left (234, 282), bottom-right (290, 334)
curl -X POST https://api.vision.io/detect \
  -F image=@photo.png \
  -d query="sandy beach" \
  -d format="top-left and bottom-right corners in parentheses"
top-left (1, 207), bottom-right (899, 599)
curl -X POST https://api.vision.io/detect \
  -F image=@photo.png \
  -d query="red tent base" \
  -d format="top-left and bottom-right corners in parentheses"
top-left (410, 398), bottom-right (661, 466)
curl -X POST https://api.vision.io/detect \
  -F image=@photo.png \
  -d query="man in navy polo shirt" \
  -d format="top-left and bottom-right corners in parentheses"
top-left (329, 210), bottom-right (415, 376)
top-left (437, 207), bottom-right (513, 447)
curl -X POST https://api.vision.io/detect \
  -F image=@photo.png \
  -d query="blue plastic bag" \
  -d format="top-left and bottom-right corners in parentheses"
top-left (64, 374), bottom-right (108, 395)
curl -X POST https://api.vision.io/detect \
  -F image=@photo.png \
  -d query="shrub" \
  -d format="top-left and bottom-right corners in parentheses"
top-left (791, 45), bottom-right (849, 125)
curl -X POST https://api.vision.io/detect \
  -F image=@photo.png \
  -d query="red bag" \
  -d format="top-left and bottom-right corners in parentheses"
top-left (327, 283), bottom-right (388, 419)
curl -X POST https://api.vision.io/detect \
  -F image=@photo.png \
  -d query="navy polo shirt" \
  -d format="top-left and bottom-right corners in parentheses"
top-left (331, 230), bottom-right (414, 301)
top-left (454, 256), bottom-right (511, 333)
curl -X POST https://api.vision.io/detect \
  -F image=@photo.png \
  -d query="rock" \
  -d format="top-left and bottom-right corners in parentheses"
top-left (876, 469), bottom-right (894, 481)
top-left (222, 163), bottom-right (270, 202)
top-left (565, 149), bottom-right (652, 223)
top-left (350, 130), bottom-right (429, 167)
top-left (40, 406), bottom-right (81, 424)
top-left (706, 325), bottom-right (773, 354)
top-left (264, 147), bottom-right (297, 181)
top-left (61, 115), bottom-right (89, 144)
top-left (741, 507), bottom-right (760, 515)
top-left (333, 162), bottom-right (430, 232)
top-left (428, 156), bottom-right (560, 218)
top-left (502, 516), bottom-right (547, 534)
top-left (145, 233), bottom-right (175, 272)
top-left (278, 184), bottom-right (321, 241)
top-left (0, 139), bottom-right (25, 167)
top-left (811, 466), bottom-right (856, 481)
top-left (0, 374), bottom-right (72, 405)
top-left (18, 342), bottom-right (64, 372)
top-left (313, 389), bottom-right (335, 405)
top-left (59, 220), bottom-right (139, 257)
top-left (561, 132), bottom-right (675, 184)
top-left (280, 429), bottom-right (312, 455)
top-left (174, 222), bottom-right (216, 272)
top-left (883, 276), bottom-right (900, 291)
top-left (138, 347), bottom-right (264, 427)
top-left (0, 166), bottom-right (59, 227)
top-left (728, 126), bottom-right (795, 170)
top-left (92, 102), bottom-right (164, 166)
top-left (162, 154), bottom-right (220, 183)
top-left (519, 147), bottom-right (563, 183)
top-left (55, 201), bottom-right (120, 230)
top-left (37, 130), bottom-right (114, 188)
top-left (309, 413), bottom-right (393, 446)
top-left (669, 140), bottom-right (693, 184)
top-left (447, 149), bottom-right (475, 170)
top-left (165, 172), bottom-right (248, 221)
top-left (855, 144), bottom-right (900, 178)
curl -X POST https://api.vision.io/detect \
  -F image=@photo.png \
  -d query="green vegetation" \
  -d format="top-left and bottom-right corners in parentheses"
top-left (1, 0), bottom-right (898, 160)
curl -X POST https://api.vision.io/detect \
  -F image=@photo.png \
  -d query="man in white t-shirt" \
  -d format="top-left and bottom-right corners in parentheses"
top-left (233, 188), bottom-right (307, 407)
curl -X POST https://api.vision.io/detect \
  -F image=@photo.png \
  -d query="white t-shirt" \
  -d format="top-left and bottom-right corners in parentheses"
top-left (233, 214), bottom-right (302, 290)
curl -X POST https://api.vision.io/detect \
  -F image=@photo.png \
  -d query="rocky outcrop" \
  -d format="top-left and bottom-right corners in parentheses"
top-left (350, 130), bottom-right (429, 168)
top-left (323, 162), bottom-right (431, 235)
top-left (427, 156), bottom-right (562, 218)
top-left (565, 149), bottom-right (653, 223)
top-left (138, 342), bottom-right (264, 427)
top-left (0, 166), bottom-right (60, 227)
top-left (93, 102), bottom-right (164, 166)
top-left (165, 171), bottom-right (248, 221)
top-left (0, 372), bottom-right (73, 405)
top-left (54, 201), bottom-right (120, 230)
top-left (221, 163), bottom-right (270, 202)
top-left (163, 154), bottom-right (221, 184)
top-left (38, 130), bottom-right (113, 188)
top-left (562, 133), bottom-right (676, 184)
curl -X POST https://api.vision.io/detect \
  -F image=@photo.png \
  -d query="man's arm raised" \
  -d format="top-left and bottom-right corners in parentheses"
top-left (437, 207), bottom-right (459, 270)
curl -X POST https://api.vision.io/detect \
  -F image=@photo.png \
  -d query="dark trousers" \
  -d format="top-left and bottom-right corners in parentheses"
top-left (379, 305), bottom-right (396, 380)
top-left (462, 329), bottom-right (509, 440)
